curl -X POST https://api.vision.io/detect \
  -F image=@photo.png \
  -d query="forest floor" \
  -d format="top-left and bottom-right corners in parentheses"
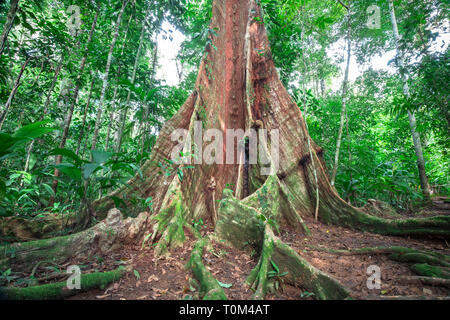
top-left (65, 198), bottom-right (450, 300)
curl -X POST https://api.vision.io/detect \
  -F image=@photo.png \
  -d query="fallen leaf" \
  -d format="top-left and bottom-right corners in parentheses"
top-left (423, 288), bottom-right (432, 296)
top-left (147, 275), bottom-right (159, 282)
top-left (136, 280), bottom-right (142, 288)
top-left (96, 294), bottom-right (110, 299)
top-left (136, 295), bottom-right (148, 300)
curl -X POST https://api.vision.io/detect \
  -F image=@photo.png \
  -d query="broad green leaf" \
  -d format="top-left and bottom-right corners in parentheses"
top-left (13, 121), bottom-right (56, 140)
top-left (82, 163), bottom-right (101, 180)
top-left (41, 183), bottom-right (55, 197)
top-left (55, 163), bottom-right (82, 180)
top-left (91, 150), bottom-right (113, 165)
top-left (270, 260), bottom-right (279, 273)
top-left (48, 148), bottom-right (83, 165)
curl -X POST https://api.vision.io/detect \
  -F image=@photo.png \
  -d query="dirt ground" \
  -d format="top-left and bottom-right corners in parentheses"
top-left (4, 200), bottom-right (449, 301)
top-left (282, 215), bottom-right (449, 299)
top-left (67, 226), bottom-right (307, 301)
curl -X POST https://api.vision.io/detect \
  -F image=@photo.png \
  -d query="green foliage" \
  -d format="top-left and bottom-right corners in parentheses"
top-left (0, 0), bottom-right (447, 224)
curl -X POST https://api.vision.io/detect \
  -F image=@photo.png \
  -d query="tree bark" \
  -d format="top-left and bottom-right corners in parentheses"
top-left (94, 0), bottom-right (449, 240)
top-left (0, 56), bottom-right (30, 130)
top-left (104, 12), bottom-right (134, 153)
top-left (0, 0), bottom-right (20, 58)
top-left (76, 76), bottom-right (95, 156)
top-left (116, 24), bottom-right (146, 153)
top-left (388, 0), bottom-right (431, 200)
top-left (3, 0), bottom-right (449, 302)
top-left (330, 3), bottom-right (351, 186)
top-left (50, 12), bottom-right (99, 203)
top-left (90, 0), bottom-right (128, 152)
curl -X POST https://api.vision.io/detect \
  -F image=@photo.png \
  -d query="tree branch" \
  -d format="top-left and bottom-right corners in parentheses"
top-left (336, 0), bottom-right (349, 10)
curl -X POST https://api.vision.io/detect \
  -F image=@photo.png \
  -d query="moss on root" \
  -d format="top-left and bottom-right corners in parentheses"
top-left (271, 239), bottom-right (349, 300)
top-left (152, 191), bottom-right (188, 256)
top-left (187, 239), bottom-right (227, 300)
top-left (389, 253), bottom-right (450, 267)
top-left (305, 245), bottom-right (450, 263)
top-left (217, 194), bottom-right (350, 299)
top-left (246, 226), bottom-right (275, 299)
top-left (320, 201), bottom-right (450, 238)
top-left (0, 267), bottom-right (126, 300)
top-left (410, 263), bottom-right (450, 279)
top-left (1, 209), bottom-right (149, 272)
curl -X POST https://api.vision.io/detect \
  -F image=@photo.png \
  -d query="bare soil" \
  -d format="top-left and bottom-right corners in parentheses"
top-left (6, 200), bottom-right (448, 301)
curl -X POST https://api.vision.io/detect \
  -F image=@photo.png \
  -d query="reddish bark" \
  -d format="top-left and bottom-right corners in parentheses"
top-left (94, 0), bottom-right (449, 239)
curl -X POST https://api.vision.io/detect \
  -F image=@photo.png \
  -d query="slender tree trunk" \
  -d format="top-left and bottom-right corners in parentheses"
top-left (76, 76), bottom-right (95, 156)
top-left (330, 3), bottom-right (351, 186)
top-left (90, 0), bottom-right (128, 152)
top-left (21, 56), bottom-right (64, 183)
top-left (115, 24), bottom-right (146, 153)
top-left (49, 13), bottom-right (99, 203)
top-left (104, 12), bottom-right (134, 152)
top-left (81, 123), bottom-right (91, 159)
top-left (320, 78), bottom-right (326, 97)
top-left (0, 0), bottom-right (20, 58)
top-left (0, 56), bottom-right (30, 130)
top-left (388, 0), bottom-right (431, 199)
top-left (299, 7), bottom-right (320, 220)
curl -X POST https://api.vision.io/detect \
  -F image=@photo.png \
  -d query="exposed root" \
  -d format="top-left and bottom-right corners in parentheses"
top-left (217, 193), bottom-right (350, 300)
top-left (246, 225), bottom-right (274, 299)
top-left (0, 213), bottom-right (77, 242)
top-left (0, 209), bottom-right (151, 272)
top-left (304, 245), bottom-right (450, 263)
top-left (150, 184), bottom-right (189, 256)
top-left (187, 239), bottom-right (227, 300)
top-left (410, 263), bottom-right (450, 279)
top-left (398, 276), bottom-right (450, 288)
top-left (389, 252), bottom-right (450, 267)
top-left (0, 267), bottom-right (126, 300)
top-left (319, 197), bottom-right (450, 238)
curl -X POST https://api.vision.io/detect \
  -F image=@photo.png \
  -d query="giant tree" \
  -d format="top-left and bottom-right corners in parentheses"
top-left (1, 0), bottom-right (449, 300)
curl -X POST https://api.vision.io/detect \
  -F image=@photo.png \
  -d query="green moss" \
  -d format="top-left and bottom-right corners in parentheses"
top-left (272, 239), bottom-right (349, 300)
top-left (389, 253), bottom-right (450, 267)
top-left (246, 227), bottom-right (275, 299)
top-left (0, 267), bottom-right (126, 300)
top-left (323, 203), bottom-right (450, 238)
top-left (188, 239), bottom-right (227, 300)
top-left (305, 245), bottom-right (450, 263)
top-left (410, 263), bottom-right (450, 279)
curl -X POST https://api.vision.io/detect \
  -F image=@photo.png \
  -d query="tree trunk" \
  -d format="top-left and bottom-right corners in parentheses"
top-left (5, 0), bottom-right (448, 301)
top-left (90, 0), bottom-right (128, 152)
top-left (94, 0), bottom-right (448, 239)
top-left (330, 3), bottom-right (351, 186)
top-left (50, 12), bottom-right (99, 203)
top-left (76, 76), bottom-right (95, 156)
top-left (0, 0), bottom-right (20, 58)
top-left (388, 0), bottom-right (431, 200)
top-left (0, 56), bottom-right (30, 130)
top-left (116, 24), bottom-right (146, 153)
top-left (104, 12), bottom-right (134, 153)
